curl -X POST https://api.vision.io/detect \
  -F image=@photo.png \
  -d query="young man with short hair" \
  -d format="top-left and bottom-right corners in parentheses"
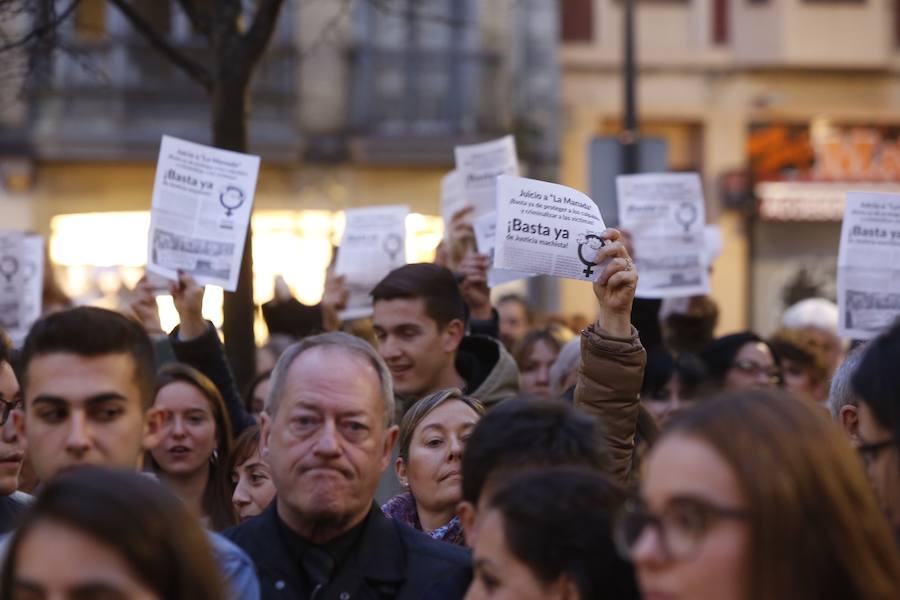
top-left (15, 307), bottom-right (259, 599)
top-left (371, 263), bottom-right (518, 415)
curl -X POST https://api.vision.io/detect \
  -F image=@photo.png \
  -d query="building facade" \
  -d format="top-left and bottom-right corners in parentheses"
top-left (0, 0), bottom-right (560, 333)
top-left (559, 0), bottom-right (900, 334)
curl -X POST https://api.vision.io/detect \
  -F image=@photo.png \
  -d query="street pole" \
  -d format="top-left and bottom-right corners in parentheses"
top-left (622, 0), bottom-right (638, 175)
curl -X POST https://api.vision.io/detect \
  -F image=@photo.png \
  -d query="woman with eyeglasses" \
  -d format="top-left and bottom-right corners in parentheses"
top-left (698, 331), bottom-right (780, 391)
top-left (614, 389), bottom-right (900, 600)
top-left (851, 321), bottom-right (900, 542)
top-left (382, 389), bottom-right (483, 546)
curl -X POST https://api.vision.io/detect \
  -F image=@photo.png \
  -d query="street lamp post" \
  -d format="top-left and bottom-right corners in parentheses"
top-left (622, 0), bottom-right (639, 175)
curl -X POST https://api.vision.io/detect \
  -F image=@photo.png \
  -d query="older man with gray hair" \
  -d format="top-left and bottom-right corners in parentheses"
top-left (225, 332), bottom-right (470, 600)
top-left (828, 344), bottom-right (866, 445)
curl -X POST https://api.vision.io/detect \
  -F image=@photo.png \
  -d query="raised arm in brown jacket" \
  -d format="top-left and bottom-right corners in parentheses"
top-left (574, 228), bottom-right (646, 485)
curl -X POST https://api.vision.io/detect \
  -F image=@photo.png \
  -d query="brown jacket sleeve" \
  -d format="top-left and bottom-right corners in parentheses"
top-left (574, 323), bottom-right (646, 485)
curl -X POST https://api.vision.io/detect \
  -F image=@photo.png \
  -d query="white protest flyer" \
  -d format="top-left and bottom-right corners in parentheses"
top-left (472, 212), bottom-right (533, 287)
top-left (495, 175), bottom-right (607, 282)
top-left (616, 173), bottom-right (710, 299)
top-left (837, 192), bottom-right (900, 339)
top-left (335, 205), bottom-right (409, 321)
top-left (454, 135), bottom-right (520, 218)
top-left (440, 170), bottom-right (467, 228)
top-left (0, 231), bottom-right (25, 333)
top-left (146, 135), bottom-right (260, 292)
top-left (10, 234), bottom-right (44, 343)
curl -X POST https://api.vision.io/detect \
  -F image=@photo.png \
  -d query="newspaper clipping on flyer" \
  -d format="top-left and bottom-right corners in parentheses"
top-left (838, 192), bottom-right (900, 339)
top-left (146, 135), bottom-right (260, 292)
top-left (472, 212), bottom-right (533, 287)
top-left (0, 232), bottom-right (25, 333)
top-left (495, 175), bottom-right (608, 281)
top-left (454, 136), bottom-right (520, 218)
top-left (335, 205), bottom-right (409, 321)
top-left (11, 234), bottom-right (44, 344)
top-left (617, 173), bottom-right (710, 299)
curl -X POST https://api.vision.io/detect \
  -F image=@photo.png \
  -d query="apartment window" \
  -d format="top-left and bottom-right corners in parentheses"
top-left (562, 0), bottom-right (593, 42)
top-left (712, 0), bottom-right (728, 44)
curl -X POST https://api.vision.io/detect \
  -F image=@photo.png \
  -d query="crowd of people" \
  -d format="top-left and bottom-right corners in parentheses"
top-left (0, 221), bottom-right (899, 600)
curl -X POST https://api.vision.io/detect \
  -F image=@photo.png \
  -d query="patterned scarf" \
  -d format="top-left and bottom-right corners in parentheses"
top-left (381, 492), bottom-right (466, 546)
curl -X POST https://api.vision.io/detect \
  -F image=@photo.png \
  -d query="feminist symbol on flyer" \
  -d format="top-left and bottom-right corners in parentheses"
top-left (576, 233), bottom-right (605, 278)
top-left (675, 201), bottom-right (698, 234)
top-left (0, 256), bottom-right (19, 284)
top-left (383, 233), bottom-right (403, 264)
top-left (219, 185), bottom-right (246, 217)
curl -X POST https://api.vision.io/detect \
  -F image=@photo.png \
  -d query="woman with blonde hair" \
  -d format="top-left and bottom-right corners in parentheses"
top-left (615, 388), bottom-right (900, 600)
top-left (382, 388), bottom-right (484, 545)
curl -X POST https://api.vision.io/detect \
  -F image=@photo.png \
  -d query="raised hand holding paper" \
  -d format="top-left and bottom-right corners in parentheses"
top-left (454, 135), bottom-right (519, 218)
top-left (616, 173), bottom-right (709, 298)
top-left (146, 135), bottom-right (260, 292)
top-left (495, 175), bottom-right (607, 281)
top-left (837, 191), bottom-right (900, 339)
top-left (335, 205), bottom-right (409, 320)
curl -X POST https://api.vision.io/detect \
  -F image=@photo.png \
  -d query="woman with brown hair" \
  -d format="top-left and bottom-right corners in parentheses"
top-left (512, 329), bottom-right (563, 400)
top-left (1, 468), bottom-right (224, 599)
top-left (149, 363), bottom-right (237, 531)
top-left (382, 388), bottom-right (484, 545)
top-left (615, 388), bottom-right (900, 600)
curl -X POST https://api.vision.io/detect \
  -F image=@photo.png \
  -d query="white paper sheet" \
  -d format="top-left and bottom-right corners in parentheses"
top-left (9, 234), bottom-right (44, 344)
top-left (837, 192), bottom-right (900, 339)
top-left (454, 136), bottom-right (520, 218)
top-left (0, 231), bottom-right (25, 334)
top-left (146, 135), bottom-right (260, 292)
top-left (495, 175), bottom-right (607, 282)
top-left (472, 212), bottom-right (533, 287)
top-left (440, 170), bottom-right (467, 228)
top-left (616, 173), bottom-right (709, 299)
top-left (335, 205), bottom-right (409, 321)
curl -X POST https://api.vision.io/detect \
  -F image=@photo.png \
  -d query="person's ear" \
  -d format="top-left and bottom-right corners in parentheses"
top-left (457, 500), bottom-right (477, 548)
top-left (442, 319), bottom-right (465, 353)
top-left (381, 424), bottom-right (399, 471)
top-left (259, 411), bottom-right (272, 459)
top-left (552, 574), bottom-right (581, 600)
top-left (143, 407), bottom-right (167, 451)
top-left (395, 455), bottom-right (408, 488)
top-left (839, 404), bottom-right (861, 446)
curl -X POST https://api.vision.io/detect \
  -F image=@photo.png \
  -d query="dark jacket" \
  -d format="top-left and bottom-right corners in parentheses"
top-left (225, 503), bottom-right (471, 600)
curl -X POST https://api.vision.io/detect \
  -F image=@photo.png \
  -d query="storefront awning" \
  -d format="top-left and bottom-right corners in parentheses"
top-left (756, 182), bottom-right (900, 222)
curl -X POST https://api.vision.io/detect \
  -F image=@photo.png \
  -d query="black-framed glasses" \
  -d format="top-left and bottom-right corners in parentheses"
top-left (0, 393), bottom-right (23, 426)
top-left (613, 497), bottom-right (749, 563)
top-left (857, 439), bottom-right (896, 461)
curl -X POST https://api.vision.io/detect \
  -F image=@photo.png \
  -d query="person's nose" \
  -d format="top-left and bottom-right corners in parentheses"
top-left (232, 479), bottom-right (251, 507)
top-left (448, 435), bottom-right (464, 462)
top-left (379, 336), bottom-right (403, 361)
top-left (1, 413), bottom-right (19, 444)
top-left (65, 411), bottom-right (92, 458)
top-left (170, 415), bottom-right (187, 439)
top-left (631, 524), bottom-right (668, 570)
top-left (312, 420), bottom-right (341, 459)
top-left (536, 364), bottom-right (551, 386)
